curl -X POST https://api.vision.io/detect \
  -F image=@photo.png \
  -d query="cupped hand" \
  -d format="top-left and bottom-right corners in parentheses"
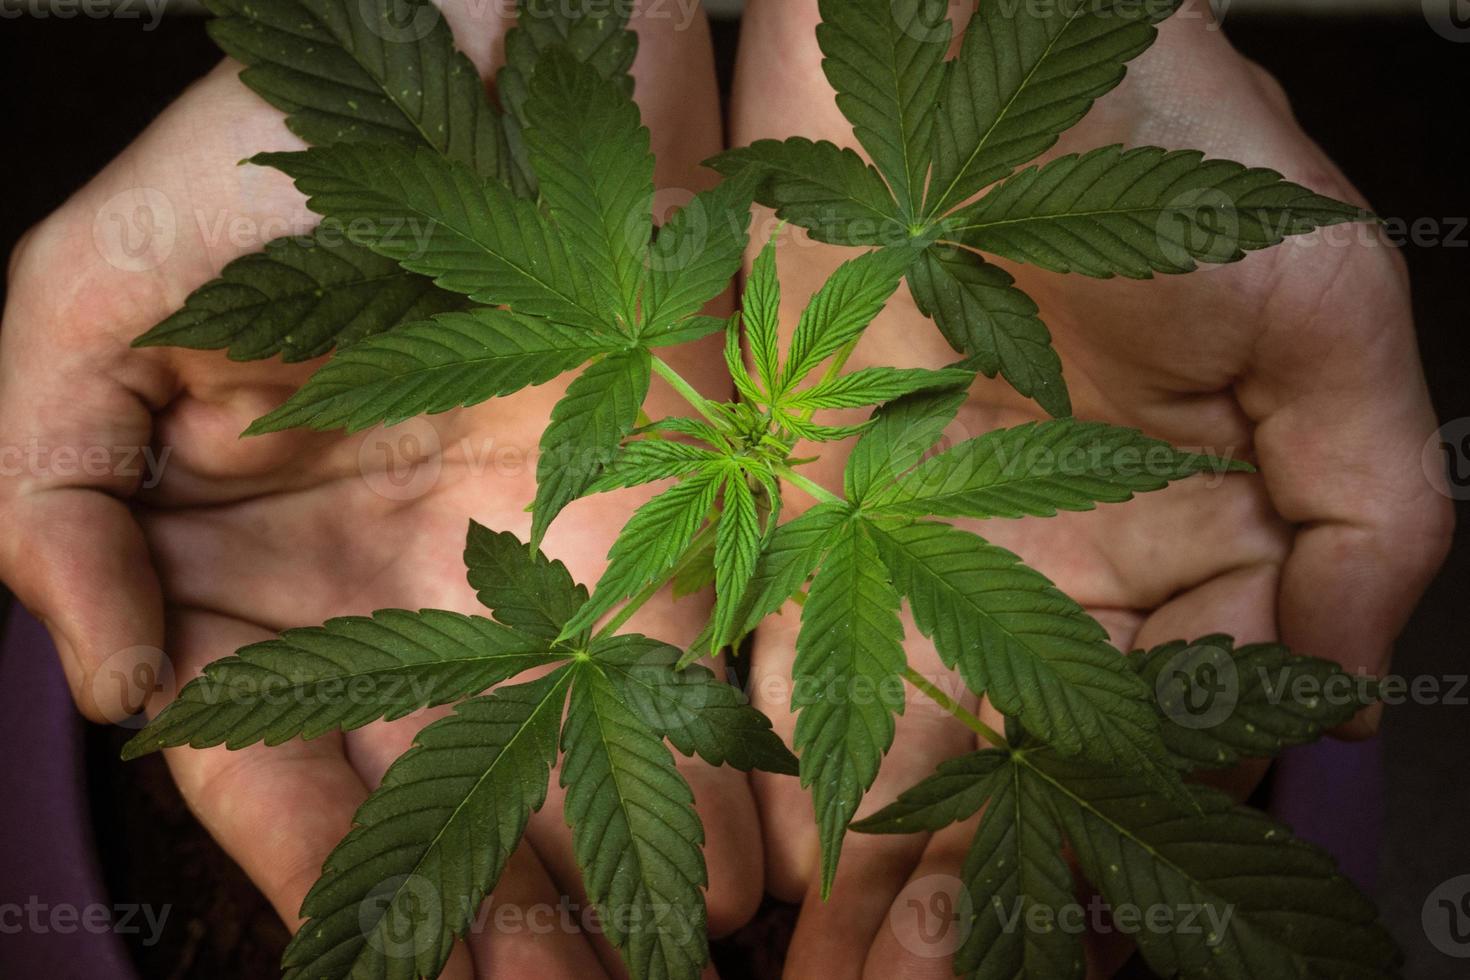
top-left (730, 0), bottom-right (1451, 976)
top-left (0, 6), bottom-right (756, 977)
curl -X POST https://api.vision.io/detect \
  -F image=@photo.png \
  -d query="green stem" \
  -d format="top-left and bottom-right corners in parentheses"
top-left (594, 520), bottom-right (719, 640)
top-left (651, 355), bottom-right (722, 425)
top-left (903, 666), bottom-right (1009, 749)
top-left (774, 464), bottom-right (843, 506)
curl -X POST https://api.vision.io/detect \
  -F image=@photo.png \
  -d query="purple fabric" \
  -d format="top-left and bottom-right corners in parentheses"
top-left (0, 608), bottom-right (139, 980)
top-left (0, 604), bottom-right (1382, 976)
top-left (1269, 735), bottom-right (1384, 893)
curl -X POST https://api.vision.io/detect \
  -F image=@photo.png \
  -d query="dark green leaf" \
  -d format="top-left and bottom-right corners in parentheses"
top-left (868, 419), bottom-right (1244, 518)
top-left (851, 750), bottom-right (1008, 834)
top-left (463, 522), bottom-right (587, 641)
top-left (707, 137), bottom-right (903, 246)
top-left (562, 664), bottom-right (708, 980)
top-left (906, 244), bottom-right (1069, 417)
top-left (948, 145), bottom-right (1370, 278)
top-left (244, 308), bottom-right (621, 434)
top-left (817, 0), bottom-right (951, 219)
top-left (793, 517), bottom-right (907, 896)
top-left (134, 229), bottom-right (466, 362)
top-left (926, 0), bottom-right (1179, 216)
top-left (254, 144), bottom-right (610, 331)
top-left (524, 48), bottom-right (654, 328)
top-left (844, 386), bottom-right (967, 503)
top-left (281, 669), bottom-right (571, 979)
top-left (532, 349), bottom-right (652, 546)
top-left (122, 609), bottom-right (561, 758)
top-left (642, 174), bottom-right (757, 335)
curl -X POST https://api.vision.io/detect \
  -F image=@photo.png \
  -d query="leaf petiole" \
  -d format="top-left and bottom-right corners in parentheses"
top-left (902, 666), bottom-right (1008, 750)
top-left (651, 355), bottom-right (723, 426)
top-left (773, 464), bottom-right (843, 506)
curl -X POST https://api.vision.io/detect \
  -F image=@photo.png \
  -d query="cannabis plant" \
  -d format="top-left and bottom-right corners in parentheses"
top-left (124, 0), bottom-right (1400, 977)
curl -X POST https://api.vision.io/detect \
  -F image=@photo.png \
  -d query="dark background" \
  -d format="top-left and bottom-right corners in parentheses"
top-left (1, 9), bottom-right (1467, 979)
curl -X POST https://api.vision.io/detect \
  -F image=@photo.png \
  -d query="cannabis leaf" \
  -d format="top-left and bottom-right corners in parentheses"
top-left (282, 669), bottom-right (571, 980)
top-left (925, 0), bottom-right (1177, 217)
top-left (865, 518), bottom-right (1174, 789)
top-left (532, 349), bottom-right (652, 546)
top-left (120, 609), bottom-right (563, 758)
top-left (463, 520), bottom-right (588, 640)
top-left (1134, 635), bottom-right (1374, 770)
top-left (243, 309), bottom-right (625, 434)
top-left (844, 386), bottom-right (968, 504)
top-left (712, 0), bottom-right (1369, 419)
top-left (866, 419), bottom-right (1246, 518)
top-left (524, 47), bottom-right (654, 328)
top-left (561, 662), bottom-right (709, 980)
top-left (642, 174), bottom-right (758, 336)
top-left (816, 0), bottom-right (950, 221)
top-left (140, 0), bottom-right (507, 364)
top-left (133, 229), bottom-right (468, 362)
top-left (780, 247), bottom-right (911, 391)
top-left (857, 747), bottom-right (1399, 979)
top-left (905, 245), bottom-right (1069, 417)
top-left (945, 145), bottom-right (1370, 278)
top-left (254, 143), bottom-right (607, 331)
top-left (708, 137), bottom-right (903, 246)
top-left (498, 0), bottom-right (637, 195)
top-left (711, 470), bottom-right (762, 652)
top-left (793, 514), bottom-right (907, 895)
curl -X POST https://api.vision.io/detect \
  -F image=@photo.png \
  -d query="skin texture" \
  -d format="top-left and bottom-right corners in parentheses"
top-left (0, 5), bottom-right (753, 978)
top-left (731, 0), bottom-right (1452, 977)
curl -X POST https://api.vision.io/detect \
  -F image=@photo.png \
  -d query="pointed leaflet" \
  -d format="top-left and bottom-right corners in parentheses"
top-left (524, 48), bottom-right (654, 328)
top-left (589, 440), bottom-right (725, 494)
top-left (560, 467), bottom-right (724, 639)
top-left (865, 519), bottom-right (1176, 788)
top-left (245, 309), bottom-right (622, 434)
top-left (844, 386), bottom-right (967, 503)
top-left (641, 173), bottom-right (757, 336)
top-left (254, 144), bottom-right (608, 332)
top-left (281, 670), bottom-right (571, 980)
top-left (561, 664), bottom-right (709, 980)
top-left (711, 468), bottom-right (762, 652)
top-left (463, 522), bottom-right (587, 641)
top-left (816, 0), bottom-right (950, 219)
top-left (867, 419), bottom-right (1244, 518)
top-left (121, 610), bottom-right (562, 759)
top-left (1029, 753), bottom-right (1400, 978)
top-left (1132, 636), bottom-right (1374, 771)
top-left (855, 751), bottom-right (1085, 980)
top-left (781, 246), bottom-right (911, 391)
top-left (134, 229), bottom-right (467, 362)
top-left (743, 235), bottom-right (783, 393)
top-left (948, 145), bottom-right (1370, 278)
top-left (925, 0), bottom-right (1180, 217)
top-left (793, 517), bottom-right (907, 896)
top-left (707, 138), bottom-right (904, 246)
top-left (906, 244), bottom-right (1070, 417)
top-left (498, 0), bottom-right (637, 195)
top-left (782, 366), bottom-right (974, 411)
top-left (532, 349), bottom-right (651, 546)
top-left (687, 501), bottom-right (852, 664)
top-left (590, 635), bottom-right (798, 775)
top-left (205, 0), bottom-right (505, 178)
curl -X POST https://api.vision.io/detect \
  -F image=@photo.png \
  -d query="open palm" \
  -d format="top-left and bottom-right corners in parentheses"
top-left (0, 9), bottom-right (757, 978)
top-left (730, 1), bottom-right (1450, 976)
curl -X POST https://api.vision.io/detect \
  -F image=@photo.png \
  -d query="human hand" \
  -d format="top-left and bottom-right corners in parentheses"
top-left (730, 0), bottom-right (1451, 975)
top-left (0, 7), bottom-right (757, 976)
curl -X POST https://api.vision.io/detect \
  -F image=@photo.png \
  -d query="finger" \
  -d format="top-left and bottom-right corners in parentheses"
top-left (749, 609), bottom-right (979, 903)
top-left (859, 817), bottom-right (977, 980)
top-left (153, 609), bottom-right (370, 930)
